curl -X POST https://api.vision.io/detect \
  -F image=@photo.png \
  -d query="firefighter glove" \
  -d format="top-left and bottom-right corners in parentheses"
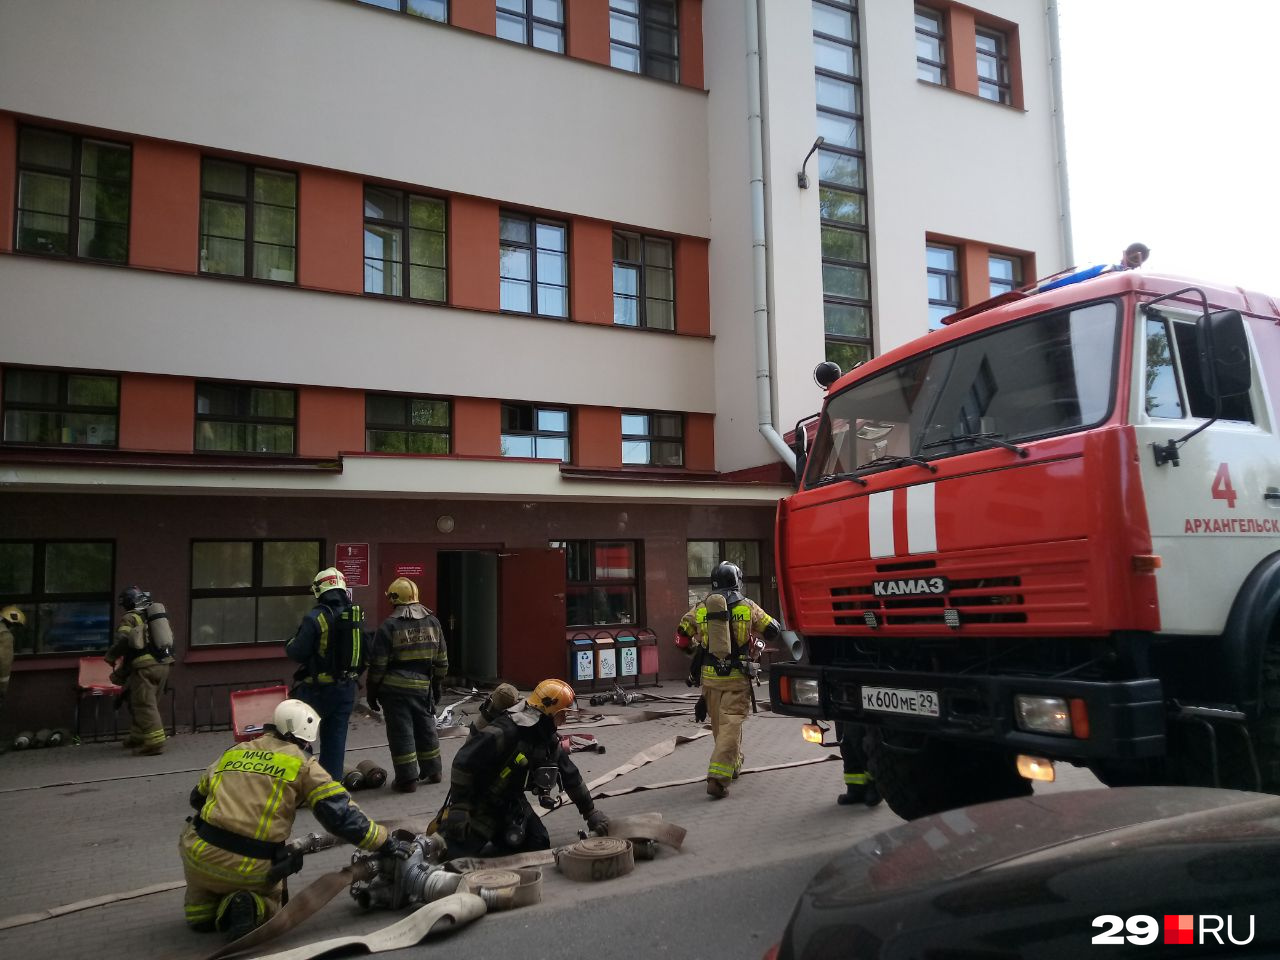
top-left (379, 836), bottom-right (413, 860)
top-left (585, 809), bottom-right (610, 836)
top-left (694, 694), bottom-right (707, 724)
top-left (431, 678), bottom-right (443, 704)
top-left (441, 807), bottom-right (470, 841)
top-left (366, 688), bottom-right (381, 713)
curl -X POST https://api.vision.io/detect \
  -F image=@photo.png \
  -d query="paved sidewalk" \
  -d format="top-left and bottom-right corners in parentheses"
top-left (0, 690), bottom-right (1101, 960)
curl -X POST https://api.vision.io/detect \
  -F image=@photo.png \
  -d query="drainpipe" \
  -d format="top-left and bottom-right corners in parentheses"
top-left (1046, 0), bottom-right (1074, 267)
top-left (746, 0), bottom-right (797, 472)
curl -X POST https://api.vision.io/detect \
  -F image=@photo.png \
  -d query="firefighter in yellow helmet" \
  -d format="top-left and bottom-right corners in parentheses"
top-left (105, 586), bottom-right (175, 755)
top-left (368, 577), bottom-right (449, 791)
top-left (439, 679), bottom-right (608, 858)
top-left (0, 605), bottom-right (24, 711)
top-left (179, 699), bottom-right (407, 940)
top-left (676, 562), bottom-right (780, 799)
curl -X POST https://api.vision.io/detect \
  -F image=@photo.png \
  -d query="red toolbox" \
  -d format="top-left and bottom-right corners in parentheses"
top-left (230, 685), bottom-right (289, 742)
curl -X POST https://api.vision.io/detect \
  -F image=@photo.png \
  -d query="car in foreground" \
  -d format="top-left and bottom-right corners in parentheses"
top-left (766, 786), bottom-right (1280, 958)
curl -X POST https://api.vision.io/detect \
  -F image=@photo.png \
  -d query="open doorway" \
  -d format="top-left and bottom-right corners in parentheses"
top-left (436, 550), bottom-right (498, 683)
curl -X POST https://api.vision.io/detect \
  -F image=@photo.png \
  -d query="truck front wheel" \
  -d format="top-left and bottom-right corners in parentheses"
top-left (866, 729), bottom-right (1032, 821)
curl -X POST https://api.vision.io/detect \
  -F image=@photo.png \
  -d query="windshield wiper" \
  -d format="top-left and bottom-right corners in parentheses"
top-left (859, 454), bottom-right (938, 474)
top-left (920, 432), bottom-right (1028, 459)
top-left (813, 471), bottom-right (869, 488)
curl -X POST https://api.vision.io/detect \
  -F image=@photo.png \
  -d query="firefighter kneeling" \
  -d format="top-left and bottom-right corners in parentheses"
top-left (178, 699), bottom-right (407, 940)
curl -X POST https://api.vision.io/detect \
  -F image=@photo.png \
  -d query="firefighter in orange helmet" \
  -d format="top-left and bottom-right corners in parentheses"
top-left (438, 679), bottom-right (608, 858)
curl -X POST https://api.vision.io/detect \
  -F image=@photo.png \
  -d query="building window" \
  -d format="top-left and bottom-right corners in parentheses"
top-left (2, 368), bottom-right (119, 447)
top-left (15, 126), bottom-right (130, 263)
top-left (686, 540), bottom-right (765, 609)
top-left (553, 540), bottom-right (639, 626)
top-left (190, 540), bottom-right (320, 646)
top-left (609, 0), bottom-right (679, 82)
top-left (363, 187), bottom-right (447, 301)
top-left (927, 244), bottom-right (960, 329)
top-left (358, 0), bottom-right (447, 21)
top-left (366, 393), bottom-right (450, 454)
top-left (496, 0), bottom-right (565, 51)
top-left (0, 540), bottom-right (114, 655)
top-left (975, 28), bottom-right (1011, 103)
top-left (500, 213), bottom-right (568, 317)
top-left (612, 232), bottom-right (674, 330)
top-left (196, 382), bottom-right (296, 454)
top-left (199, 159), bottom-right (297, 283)
top-left (622, 410), bottom-right (683, 466)
top-left (988, 253), bottom-right (1022, 296)
top-left (501, 403), bottom-right (570, 460)
top-left (914, 7), bottom-right (947, 84)
top-left (813, 0), bottom-right (872, 372)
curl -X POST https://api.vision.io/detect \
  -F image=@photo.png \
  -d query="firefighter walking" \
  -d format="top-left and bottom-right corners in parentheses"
top-left (836, 721), bottom-right (881, 808)
top-left (178, 699), bottom-right (405, 940)
top-left (368, 577), bottom-right (449, 792)
top-left (105, 586), bottom-right (174, 755)
top-left (677, 562), bottom-right (781, 799)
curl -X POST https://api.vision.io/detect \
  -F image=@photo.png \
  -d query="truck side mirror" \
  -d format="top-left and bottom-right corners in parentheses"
top-left (1197, 309), bottom-right (1251, 400)
top-left (791, 416), bottom-right (815, 490)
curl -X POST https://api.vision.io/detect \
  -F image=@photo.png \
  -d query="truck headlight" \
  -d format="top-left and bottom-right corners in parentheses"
top-left (789, 677), bottom-right (821, 706)
top-left (1014, 695), bottom-right (1072, 735)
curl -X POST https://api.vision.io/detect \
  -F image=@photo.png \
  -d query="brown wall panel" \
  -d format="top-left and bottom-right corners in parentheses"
top-left (119, 374), bottom-right (195, 452)
top-left (678, 0), bottom-right (704, 90)
top-left (566, 0), bottom-right (610, 66)
top-left (298, 168), bottom-right (363, 294)
top-left (674, 236), bottom-right (710, 336)
top-left (0, 113), bottom-right (15, 254)
top-left (575, 405), bottom-right (622, 468)
top-left (570, 218), bottom-right (614, 325)
top-left (684, 412), bottom-right (715, 472)
top-left (451, 0), bottom-right (495, 34)
top-left (453, 396), bottom-right (501, 457)
top-left (129, 140), bottom-right (200, 273)
top-left (946, 7), bottom-right (978, 97)
top-left (960, 241), bottom-right (988, 308)
top-left (449, 195), bottom-right (500, 311)
top-left (298, 386), bottom-right (364, 457)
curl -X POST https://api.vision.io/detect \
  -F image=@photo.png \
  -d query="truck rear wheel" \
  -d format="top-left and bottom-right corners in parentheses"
top-left (866, 728), bottom-right (1032, 821)
top-left (1237, 631), bottom-right (1280, 792)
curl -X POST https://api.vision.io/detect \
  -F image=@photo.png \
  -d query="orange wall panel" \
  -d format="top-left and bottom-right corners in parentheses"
top-left (452, 1), bottom-right (495, 34)
top-left (684, 412), bottom-right (714, 472)
top-left (960, 242), bottom-right (989, 308)
top-left (947, 7), bottom-right (978, 97)
top-left (674, 236), bottom-right (710, 336)
top-left (298, 168), bottom-right (363, 294)
top-left (453, 396), bottom-right (501, 457)
top-left (0, 113), bottom-right (15, 254)
top-left (129, 140), bottom-right (200, 273)
top-left (575, 406), bottom-right (622, 469)
top-left (298, 386), bottom-right (364, 457)
top-left (566, 0), bottom-right (610, 66)
top-left (449, 195), bottom-right (499, 312)
top-left (678, 0), bottom-right (704, 90)
top-left (119, 374), bottom-right (195, 452)
top-left (570, 218), bottom-right (614, 325)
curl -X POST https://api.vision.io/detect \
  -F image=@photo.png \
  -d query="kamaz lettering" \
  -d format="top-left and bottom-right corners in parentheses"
top-left (872, 577), bottom-right (947, 597)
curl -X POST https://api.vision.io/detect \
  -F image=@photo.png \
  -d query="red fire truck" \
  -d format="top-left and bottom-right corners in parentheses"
top-left (769, 269), bottom-right (1280, 819)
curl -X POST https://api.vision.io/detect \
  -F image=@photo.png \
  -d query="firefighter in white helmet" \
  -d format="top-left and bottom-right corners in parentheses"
top-left (368, 577), bottom-right (450, 791)
top-left (179, 699), bottom-right (407, 940)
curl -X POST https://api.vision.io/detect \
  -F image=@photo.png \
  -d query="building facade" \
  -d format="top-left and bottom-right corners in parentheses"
top-left (0, 0), bottom-right (1068, 728)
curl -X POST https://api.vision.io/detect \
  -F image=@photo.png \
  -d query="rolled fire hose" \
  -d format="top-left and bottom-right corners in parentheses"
top-left (554, 836), bottom-right (635, 882)
top-left (459, 867), bottom-right (543, 910)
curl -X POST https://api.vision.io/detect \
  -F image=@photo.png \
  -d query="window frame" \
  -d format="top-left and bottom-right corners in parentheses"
top-left (975, 26), bottom-right (1012, 104)
top-left (365, 392), bottom-right (452, 455)
top-left (612, 230), bottom-right (675, 331)
top-left (363, 185), bottom-right (448, 302)
top-left (621, 409), bottom-right (684, 467)
top-left (356, 0), bottom-right (448, 22)
top-left (609, 0), bottom-right (680, 82)
top-left (499, 211), bottom-right (569, 318)
top-left (194, 381), bottom-right (298, 456)
top-left (2, 367), bottom-right (120, 448)
top-left (988, 252), bottom-right (1023, 297)
top-left (14, 125), bottom-right (131, 264)
top-left (496, 0), bottom-right (566, 52)
top-left (500, 402), bottom-right (571, 461)
top-left (686, 539), bottom-right (769, 610)
top-left (914, 6), bottom-right (948, 85)
top-left (0, 539), bottom-right (116, 657)
top-left (927, 243), bottom-right (961, 330)
top-left (189, 538), bottom-right (322, 647)
top-left (553, 539), bottom-right (642, 627)
top-left (199, 157), bottom-right (298, 284)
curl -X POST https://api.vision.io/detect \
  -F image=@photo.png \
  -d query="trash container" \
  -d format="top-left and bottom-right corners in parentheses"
top-left (594, 636), bottom-right (617, 687)
top-left (636, 630), bottom-right (660, 686)
top-left (616, 634), bottom-right (639, 685)
top-left (569, 635), bottom-right (595, 686)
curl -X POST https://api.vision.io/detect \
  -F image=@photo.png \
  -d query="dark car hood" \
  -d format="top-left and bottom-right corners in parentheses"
top-left (783, 787), bottom-right (1280, 959)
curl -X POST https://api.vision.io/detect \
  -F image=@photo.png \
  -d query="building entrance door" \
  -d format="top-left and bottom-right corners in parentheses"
top-left (437, 550), bottom-right (499, 682)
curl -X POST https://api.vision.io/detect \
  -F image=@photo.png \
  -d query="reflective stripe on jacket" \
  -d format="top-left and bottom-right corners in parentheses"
top-left (369, 605), bottom-right (448, 694)
top-left (678, 596), bottom-right (776, 681)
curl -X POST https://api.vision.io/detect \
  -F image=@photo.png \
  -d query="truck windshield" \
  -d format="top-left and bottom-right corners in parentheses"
top-left (805, 300), bottom-right (1119, 487)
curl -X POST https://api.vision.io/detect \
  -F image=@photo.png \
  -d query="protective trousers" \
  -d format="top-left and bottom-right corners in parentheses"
top-left (293, 679), bottom-right (356, 780)
top-left (179, 826), bottom-right (283, 932)
top-left (382, 689), bottom-right (441, 783)
top-left (703, 677), bottom-right (750, 786)
top-left (128, 662), bottom-right (169, 751)
top-left (837, 721), bottom-right (873, 799)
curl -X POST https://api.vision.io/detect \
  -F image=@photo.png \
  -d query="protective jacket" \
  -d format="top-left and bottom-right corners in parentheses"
top-left (0, 622), bottom-right (13, 702)
top-left (287, 597), bottom-right (365, 685)
top-left (677, 592), bottom-right (778, 683)
top-left (180, 731), bottom-right (387, 886)
top-left (369, 603), bottom-right (448, 697)
top-left (448, 703), bottom-right (594, 841)
top-left (106, 607), bottom-right (175, 672)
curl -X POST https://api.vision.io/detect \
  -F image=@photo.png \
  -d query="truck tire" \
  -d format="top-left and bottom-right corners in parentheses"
top-left (1234, 631), bottom-right (1280, 792)
top-left (866, 728), bottom-right (1032, 821)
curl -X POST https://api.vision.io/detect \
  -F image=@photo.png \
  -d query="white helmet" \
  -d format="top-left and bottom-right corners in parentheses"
top-left (312, 567), bottom-right (347, 599)
top-left (273, 699), bottom-right (320, 743)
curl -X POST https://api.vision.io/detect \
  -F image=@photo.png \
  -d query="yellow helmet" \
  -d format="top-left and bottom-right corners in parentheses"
top-left (527, 679), bottom-right (575, 719)
top-left (386, 577), bottom-right (420, 605)
top-left (0, 605), bottom-right (25, 626)
top-left (312, 567), bottom-right (347, 599)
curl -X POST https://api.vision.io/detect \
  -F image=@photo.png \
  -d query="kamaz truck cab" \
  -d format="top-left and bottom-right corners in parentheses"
top-left (769, 270), bottom-right (1280, 820)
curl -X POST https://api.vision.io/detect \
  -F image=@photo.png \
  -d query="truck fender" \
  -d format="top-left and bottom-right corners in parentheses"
top-left (1220, 550), bottom-right (1280, 717)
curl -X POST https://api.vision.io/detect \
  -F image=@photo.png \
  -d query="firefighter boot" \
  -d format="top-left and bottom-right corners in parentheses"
top-left (836, 786), bottom-right (866, 806)
top-left (217, 891), bottom-right (261, 942)
top-left (706, 778), bottom-right (728, 800)
top-left (864, 779), bottom-right (882, 808)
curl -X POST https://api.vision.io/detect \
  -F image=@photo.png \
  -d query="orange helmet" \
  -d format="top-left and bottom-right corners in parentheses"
top-left (527, 679), bottom-right (575, 720)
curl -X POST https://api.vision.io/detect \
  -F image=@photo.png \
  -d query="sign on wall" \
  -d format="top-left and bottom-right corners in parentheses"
top-left (335, 543), bottom-right (370, 588)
